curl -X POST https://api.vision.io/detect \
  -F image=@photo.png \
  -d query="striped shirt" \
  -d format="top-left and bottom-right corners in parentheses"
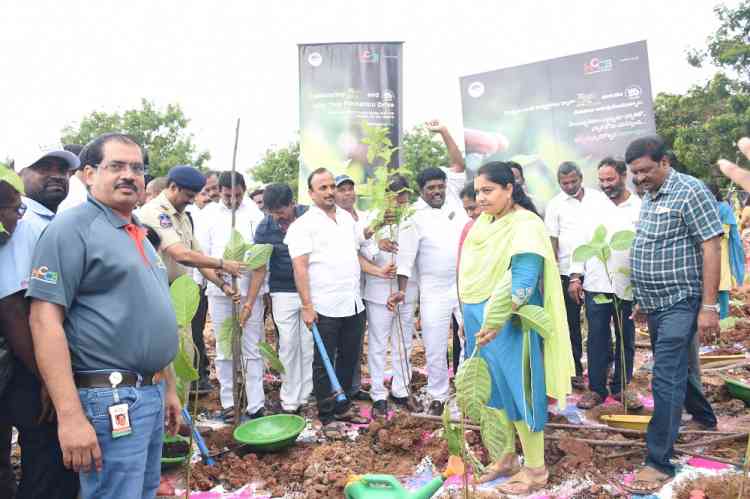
top-left (631, 169), bottom-right (722, 312)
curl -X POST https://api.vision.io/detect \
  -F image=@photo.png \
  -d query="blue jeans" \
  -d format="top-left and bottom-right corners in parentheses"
top-left (78, 383), bottom-right (165, 499)
top-left (584, 292), bottom-right (635, 399)
top-left (645, 297), bottom-right (716, 476)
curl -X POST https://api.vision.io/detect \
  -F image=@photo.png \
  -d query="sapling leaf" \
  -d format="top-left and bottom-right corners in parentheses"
top-left (0, 166), bottom-right (24, 195)
top-left (218, 317), bottom-right (236, 358)
top-left (719, 317), bottom-right (738, 331)
top-left (623, 284), bottom-right (633, 296)
top-left (592, 225), bottom-right (607, 245)
top-left (515, 304), bottom-right (554, 339)
top-left (442, 402), bottom-right (462, 456)
top-left (170, 275), bottom-right (200, 328)
top-left (223, 229), bottom-right (248, 261)
top-left (482, 272), bottom-right (512, 331)
top-left (259, 340), bottom-right (285, 374)
top-left (244, 244), bottom-right (273, 270)
top-left (454, 357), bottom-right (492, 424)
top-left (480, 406), bottom-right (511, 462)
top-left (593, 294), bottom-right (613, 305)
top-left (609, 230), bottom-right (635, 251)
top-left (573, 244), bottom-right (598, 263)
top-left (174, 348), bottom-right (199, 382)
top-left (616, 267), bottom-right (631, 277)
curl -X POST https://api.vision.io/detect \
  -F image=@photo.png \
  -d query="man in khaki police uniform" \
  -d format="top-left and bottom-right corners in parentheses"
top-left (139, 165), bottom-right (245, 389)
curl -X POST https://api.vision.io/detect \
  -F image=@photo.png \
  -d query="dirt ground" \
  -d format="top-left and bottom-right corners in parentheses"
top-left (158, 289), bottom-right (750, 497)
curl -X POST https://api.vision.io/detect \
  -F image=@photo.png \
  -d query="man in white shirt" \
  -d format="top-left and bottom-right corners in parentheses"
top-left (57, 144), bottom-right (86, 213)
top-left (185, 170), bottom-right (220, 391)
top-left (333, 174), bottom-right (372, 401)
top-left (196, 171), bottom-right (266, 422)
top-left (545, 161), bottom-right (610, 387)
top-left (387, 166), bottom-right (469, 416)
top-left (363, 173), bottom-right (420, 417)
top-left (285, 168), bottom-right (393, 427)
top-left (568, 158), bottom-right (643, 409)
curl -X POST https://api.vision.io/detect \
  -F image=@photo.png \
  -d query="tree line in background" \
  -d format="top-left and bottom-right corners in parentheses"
top-left (44, 1), bottom-right (750, 189)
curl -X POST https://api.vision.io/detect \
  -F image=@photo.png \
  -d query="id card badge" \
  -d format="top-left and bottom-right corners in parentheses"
top-left (108, 403), bottom-right (133, 438)
top-left (107, 371), bottom-right (132, 439)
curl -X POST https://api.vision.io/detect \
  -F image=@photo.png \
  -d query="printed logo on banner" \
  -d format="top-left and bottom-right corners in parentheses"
top-left (382, 90), bottom-right (394, 102)
top-left (359, 50), bottom-right (379, 63)
top-left (584, 57), bottom-right (613, 75)
top-left (468, 81), bottom-right (485, 98)
top-left (308, 52), bottom-right (322, 67)
top-left (625, 85), bottom-right (642, 99)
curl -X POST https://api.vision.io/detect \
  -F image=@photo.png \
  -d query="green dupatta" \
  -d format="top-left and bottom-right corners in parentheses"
top-left (459, 209), bottom-right (574, 406)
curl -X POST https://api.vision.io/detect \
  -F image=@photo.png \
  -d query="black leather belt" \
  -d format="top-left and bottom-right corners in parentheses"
top-left (75, 371), bottom-right (155, 388)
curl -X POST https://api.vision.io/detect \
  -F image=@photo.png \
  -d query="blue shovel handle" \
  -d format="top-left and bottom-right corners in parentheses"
top-left (182, 407), bottom-right (215, 465)
top-left (311, 323), bottom-right (348, 403)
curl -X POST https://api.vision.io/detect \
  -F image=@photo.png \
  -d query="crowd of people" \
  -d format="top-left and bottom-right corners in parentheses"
top-left (0, 124), bottom-right (749, 498)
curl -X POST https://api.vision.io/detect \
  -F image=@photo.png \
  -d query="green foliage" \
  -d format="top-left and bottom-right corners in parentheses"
top-left (173, 349), bottom-right (199, 385)
top-left (259, 341), bottom-right (285, 374)
top-left (244, 244), bottom-right (273, 270)
top-left (479, 407), bottom-right (510, 462)
top-left (655, 74), bottom-right (750, 181)
top-left (218, 317), bottom-right (236, 359)
top-left (454, 357), bottom-right (492, 424)
top-left (250, 141), bottom-right (300, 195)
top-left (60, 99), bottom-right (210, 178)
top-left (573, 225), bottom-right (635, 267)
top-left (361, 121), bottom-right (397, 167)
top-left (223, 229), bottom-right (249, 261)
top-left (720, 316), bottom-right (738, 331)
top-left (593, 294), bottom-right (613, 305)
top-left (0, 165), bottom-right (24, 195)
top-left (442, 402), bottom-right (462, 456)
top-left (516, 304), bottom-right (554, 339)
top-left (609, 231), bottom-right (635, 251)
top-left (401, 125), bottom-right (450, 180)
top-left (687, 1), bottom-right (750, 82)
top-left (170, 275), bottom-right (200, 329)
top-left (483, 272), bottom-right (512, 331)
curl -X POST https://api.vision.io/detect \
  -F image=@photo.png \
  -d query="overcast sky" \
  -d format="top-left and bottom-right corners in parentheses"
top-left (0, 0), bottom-right (737, 174)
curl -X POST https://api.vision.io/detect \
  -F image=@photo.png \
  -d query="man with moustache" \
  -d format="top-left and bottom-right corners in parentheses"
top-left (27, 133), bottom-right (181, 499)
top-left (544, 161), bottom-right (609, 388)
top-left (568, 158), bottom-right (642, 410)
top-left (0, 146), bottom-right (80, 499)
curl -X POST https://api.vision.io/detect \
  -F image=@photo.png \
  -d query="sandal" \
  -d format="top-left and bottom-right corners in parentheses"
top-left (335, 406), bottom-right (369, 424)
top-left (621, 466), bottom-right (671, 495)
top-left (474, 455), bottom-right (521, 484)
top-left (612, 390), bottom-right (644, 410)
top-left (576, 391), bottom-right (604, 409)
top-left (496, 467), bottom-right (548, 495)
top-left (221, 407), bottom-right (236, 424)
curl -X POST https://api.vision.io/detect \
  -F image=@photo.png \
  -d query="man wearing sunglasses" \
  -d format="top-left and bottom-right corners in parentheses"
top-left (0, 146), bottom-right (80, 499)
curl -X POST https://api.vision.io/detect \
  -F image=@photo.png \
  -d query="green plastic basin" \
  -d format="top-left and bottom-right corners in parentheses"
top-left (233, 414), bottom-right (306, 451)
top-left (724, 377), bottom-right (750, 404)
top-left (161, 434), bottom-right (191, 466)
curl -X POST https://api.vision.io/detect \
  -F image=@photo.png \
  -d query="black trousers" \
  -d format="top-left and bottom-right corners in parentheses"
top-left (191, 286), bottom-right (210, 379)
top-left (313, 311), bottom-right (365, 423)
top-left (451, 314), bottom-right (461, 373)
top-left (560, 275), bottom-right (583, 377)
top-left (0, 363), bottom-right (78, 499)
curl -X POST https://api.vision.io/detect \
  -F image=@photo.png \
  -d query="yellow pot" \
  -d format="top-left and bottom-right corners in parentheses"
top-left (600, 414), bottom-right (651, 432)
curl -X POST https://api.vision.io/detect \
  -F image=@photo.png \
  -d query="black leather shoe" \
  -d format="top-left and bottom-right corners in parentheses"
top-left (241, 408), bottom-right (265, 422)
top-left (391, 395), bottom-right (421, 413)
top-left (372, 400), bottom-right (388, 419)
top-left (428, 400), bottom-right (444, 416)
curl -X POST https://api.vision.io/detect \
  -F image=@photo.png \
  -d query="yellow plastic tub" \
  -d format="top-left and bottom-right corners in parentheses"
top-left (600, 414), bottom-right (651, 432)
top-left (699, 354), bottom-right (745, 366)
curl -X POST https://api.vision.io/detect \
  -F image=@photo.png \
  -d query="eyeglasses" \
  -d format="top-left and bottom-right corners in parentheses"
top-left (0, 202), bottom-right (27, 217)
top-left (97, 161), bottom-right (147, 175)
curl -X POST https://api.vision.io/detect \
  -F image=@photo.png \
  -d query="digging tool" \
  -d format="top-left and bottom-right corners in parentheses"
top-left (181, 408), bottom-right (215, 465)
top-left (311, 323), bottom-right (347, 403)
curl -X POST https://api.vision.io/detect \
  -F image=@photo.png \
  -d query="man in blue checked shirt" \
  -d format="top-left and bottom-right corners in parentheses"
top-left (622, 136), bottom-right (722, 495)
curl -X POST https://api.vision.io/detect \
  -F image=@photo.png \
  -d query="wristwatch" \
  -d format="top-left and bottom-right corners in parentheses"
top-left (701, 303), bottom-right (720, 313)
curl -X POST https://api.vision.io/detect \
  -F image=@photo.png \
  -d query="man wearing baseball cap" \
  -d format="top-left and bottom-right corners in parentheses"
top-left (0, 145), bottom-right (80, 498)
top-left (139, 166), bottom-right (246, 393)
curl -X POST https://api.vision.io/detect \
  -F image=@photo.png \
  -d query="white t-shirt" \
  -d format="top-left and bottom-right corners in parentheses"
top-left (195, 200), bottom-right (265, 297)
top-left (544, 187), bottom-right (610, 276)
top-left (57, 174), bottom-right (88, 213)
top-left (284, 205), bottom-right (366, 318)
top-left (363, 219), bottom-right (419, 305)
top-left (569, 193), bottom-right (642, 300)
